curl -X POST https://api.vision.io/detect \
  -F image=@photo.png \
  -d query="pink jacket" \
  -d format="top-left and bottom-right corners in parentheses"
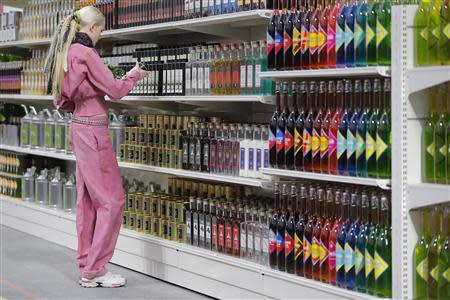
top-left (56, 43), bottom-right (140, 116)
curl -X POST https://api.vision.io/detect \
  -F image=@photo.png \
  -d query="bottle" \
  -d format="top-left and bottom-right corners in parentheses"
top-left (295, 81), bottom-right (308, 171)
top-left (357, 80), bottom-right (371, 178)
top-left (439, 0), bottom-right (450, 65)
top-left (434, 86), bottom-right (448, 184)
top-left (376, 79), bottom-right (391, 179)
top-left (338, 80), bottom-right (352, 176)
top-left (304, 81), bottom-right (317, 172)
top-left (277, 82), bottom-right (290, 168)
top-left (320, 189), bottom-right (335, 283)
top-left (270, 82), bottom-right (281, 168)
top-left (313, 82), bottom-right (326, 172)
top-left (348, 80), bottom-right (362, 177)
top-left (268, 12), bottom-right (278, 70)
top-left (367, 79), bottom-right (381, 178)
top-left (310, 0), bottom-right (322, 68)
top-left (344, 0), bottom-right (357, 67)
top-left (286, 82), bottom-right (299, 170)
top-left (269, 183), bottom-right (281, 268)
top-left (319, 0), bottom-right (330, 68)
top-left (376, 0), bottom-right (392, 65)
top-left (344, 193), bottom-right (361, 290)
top-left (355, 0), bottom-right (368, 66)
top-left (285, 9), bottom-right (295, 69)
top-left (366, 194), bottom-right (380, 295)
top-left (428, 205), bottom-right (445, 300)
top-left (301, 0), bottom-right (313, 69)
top-left (428, 0), bottom-right (441, 65)
top-left (437, 206), bottom-right (450, 299)
top-left (366, 0), bottom-right (379, 65)
top-left (336, 192), bottom-right (351, 288)
top-left (246, 43), bottom-right (255, 95)
top-left (328, 0), bottom-right (341, 68)
top-left (321, 81), bottom-right (333, 173)
top-left (286, 185), bottom-right (299, 274)
top-left (356, 193), bottom-right (370, 292)
top-left (336, 0), bottom-right (347, 67)
top-left (414, 208), bottom-right (432, 300)
top-left (329, 80), bottom-right (343, 175)
top-left (293, 9), bottom-right (304, 68)
top-left (374, 195), bottom-right (391, 298)
top-left (260, 40), bottom-right (273, 96)
top-left (304, 187), bottom-right (317, 278)
top-left (295, 185), bottom-right (308, 276)
top-left (415, 0), bottom-right (431, 66)
top-left (329, 190), bottom-right (343, 285)
top-left (312, 189), bottom-right (325, 281)
top-left (277, 184), bottom-right (289, 271)
top-left (252, 41), bottom-right (262, 95)
top-left (276, 11), bottom-right (286, 70)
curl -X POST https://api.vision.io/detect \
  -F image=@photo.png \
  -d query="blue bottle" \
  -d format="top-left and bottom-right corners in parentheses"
top-left (336, 4), bottom-right (347, 68)
top-left (228, 0), bottom-right (237, 13)
top-left (336, 192), bottom-right (351, 288)
top-left (345, 0), bottom-right (357, 68)
top-left (356, 79), bottom-right (371, 177)
top-left (338, 80), bottom-right (352, 175)
top-left (209, 0), bottom-right (216, 15)
top-left (355, 193), bottom-right (371, 293)
top-left (344, 193), bottom-right (361, 290)
top-left (347, 80), bottom-right (361, 177)
top-left (355, 0), bottom-right (368, 66)
top-left (216, 0), bottom-right (223, 14)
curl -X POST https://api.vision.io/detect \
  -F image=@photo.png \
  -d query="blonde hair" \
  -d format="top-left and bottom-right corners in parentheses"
top-left (44, 6), bottom-right (105, 96)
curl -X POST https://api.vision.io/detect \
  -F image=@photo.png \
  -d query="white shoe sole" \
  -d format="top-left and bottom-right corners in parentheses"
top-left (81, 280), bottom-right (126, 288)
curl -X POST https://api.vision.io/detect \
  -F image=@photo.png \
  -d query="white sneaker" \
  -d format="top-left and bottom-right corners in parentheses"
top-left (78, 272), bottom-right (123, 285)
top-left (81, 272), bottom-right (126, 288)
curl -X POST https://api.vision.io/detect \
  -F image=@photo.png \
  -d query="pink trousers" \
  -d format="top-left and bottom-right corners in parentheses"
top-left (70, 120), bottom-right (124, 280)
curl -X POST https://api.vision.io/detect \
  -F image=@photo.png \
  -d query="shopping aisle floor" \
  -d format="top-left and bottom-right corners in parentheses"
top-left (0, 226), bottom-right (210, 300)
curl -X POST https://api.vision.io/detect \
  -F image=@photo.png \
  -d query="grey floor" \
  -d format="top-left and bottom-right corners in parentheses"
top-left (0, 226), bottom-right (210, 300)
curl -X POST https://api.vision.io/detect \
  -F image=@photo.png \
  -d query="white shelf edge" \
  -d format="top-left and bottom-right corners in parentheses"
top-left (0, 38), bottom-right (52, 49)
top-left (407, 183), bottom-right (450, 211)
top-left (406, 66), bottom-right (450, 95)
top-left (0, 196), bottom-right (381, 300)
top-left (260, 168), bottom-right (391, 190)
top-left (0, 144), bottom-right (269, 187)
top-left (260, 67), bottom-right (391, 79)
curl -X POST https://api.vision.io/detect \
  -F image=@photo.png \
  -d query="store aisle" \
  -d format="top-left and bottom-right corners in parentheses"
top-left (0, 226), bottom-right (210, 300)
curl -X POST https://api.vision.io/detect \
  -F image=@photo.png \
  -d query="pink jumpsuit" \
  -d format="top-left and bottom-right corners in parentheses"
top-left (59, 43), bottom-right (140, 280)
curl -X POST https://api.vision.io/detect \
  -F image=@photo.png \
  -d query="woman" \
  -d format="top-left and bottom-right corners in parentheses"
top-left (44, 6), bottom-right (148, 288)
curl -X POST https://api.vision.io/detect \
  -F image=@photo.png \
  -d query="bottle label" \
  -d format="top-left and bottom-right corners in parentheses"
top-left (319, 239), bottom-right (329, 266)
top-left (255, 233), bottom-right (261, 253)
top-left (295, 231), bottom-right (304, 260)
top-left (275, 31), bottom-right (283, 55)
top-left (233, 226), bottom-right (239, 252)
top-left (376, 132), bottom-right (388, 160)
top-left (329, 240), bottom-right (336, 270)
top-left (303, 128), bottom-right (312, 156)
top-left (301, 26), bottom-right (309, 54)
top-left (269, 129), bottom-right (276, 153)
top-left (247, 64), bottom-right (254, 89)
top-left (443, 23), bottom-right (450, 39)
top-left (312, 236), bottom-right (320, 266)
top-left (285, 231), bottom-right (294, 256)
top-left (366, 132), bottom-right (376, 160)
top-left (303, 237), bottom-right (312, 262)
top-left (263, 232), bottom-right (270, 255)
top-left (309, 25), bottom-right (318, 54)
top-left (376, 19), bottom-right (388, 47)
top-left (217, 65), bottom-right (223, 89)
top-left (219, 224), bottom-right (225, 247)
top-left (255, 64), bottom-right (261, 88)
top-left (431, 26), bottom-right (440, 40)
top-left (347, 130), bottom-right (356, 159)
top-left (336, 23), bottom-right (345, 51)
top-left (355, 248), bottom-right (365, 275)
top-left (312, 128), bottom-right (321, 157)
top-left (420, 27), bottom-right (429, 41)
top-left (226, 226), bottom-right (232, 249)
top-left (355, 21), bottom-right (365, 48)
top-left (276, 231), bottom-right (285, 254)
top-left (256, 148), bottom-right (262, 171)
top-left (276, 127), bottom-right (285, 153)
top-left (320, 129), bottom-right (329, 158)
top-left (210, 66), bottom-right (216, 89)
top-left (248, 148), bottom-right (254, 170)
top-left (426, 142), bottom-right (435, 157)
top-left (294, 128), bottom-right (303, 156)
top-left (443, 267), bottom-right (450, 283)
top-left (269, 229), bottom-right (276, 254)
top-left (285, 130), bottom-right (294, 153)
top-left (267, 32), bottom-right (275, 55)
top-left (416, 257), bottom-right (428, 281)
top-left (284, 31), bottom-right (293, 54)
top-left (318, 26), bottom-right (327, 52)
top-left (374, 250), bottom-right (389, 280)
top-left (356, 131), bottom-right (365, 159)
top-left (337, 130), bottom-right (347, 159)
top-left (344, 243), bottom-right (355, 272)
top-left (336, 242), bottom-right (345, 271)
top-left (430, 264), bottom-right (440, 282)
top-left (293, 27), bottom-right (302, 55)
top-left (248, 230), bottom-right (254, 251)
top-left (327, 26), bottom-right (336, 54)
top-left (264, 149), bottom-right (269, 168)
top-left (344, 23), bottom-right (354, 49)
top-left (328, 130), bottom-right (337, 157)
top-left (212, 223), bottom-right (218, 246)
top-left (366, 23), bottom-right (375, 47)
top-left (241, 229), bottom-right (247, 250)
top-left (240, 65), bottom-right (246, 88)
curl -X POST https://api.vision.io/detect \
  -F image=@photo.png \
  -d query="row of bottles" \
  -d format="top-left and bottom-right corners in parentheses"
top-left (92, 0), bottom-right (115, 31)
top-left (0, 102), bottom-right (27, 147)
top-left (0, 61), bottom-right (23, 94)
top-left (269, 78), bottom-right (391, 179)
top-left (0, 150), bottom-right (29, 175)
top-left (21, 49), bottom-right (49, 96)
top-left (267, 0), bottom-right (393, 70)
top-left (422, 84), bottom-right (450, 184)
top-left (22, 166), bottom-right (77, 213)
top-left (18, 0), bottom-right (74, 41)
top-left (415, 0), bottom-right (450, 66)
top-left (414, 205), bottom-right (450, 300)
top-left (0, 11), bottom-right (21, 43)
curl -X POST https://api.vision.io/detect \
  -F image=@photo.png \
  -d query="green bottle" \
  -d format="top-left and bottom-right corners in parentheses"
top-left (428, 206), bottom-right (445, 300)
top-left (376, 0), bottom-right (392, 65)
top-left (423, 92), bottom-right (438, 183)
top-left (438, 206), bottom-right (450, 299)
top-left (376, 79), bottom-right (391, 179)
top-left (414, 208), bottom-right (432, 300)
top-left (439, 0), bottom-right (450, 64)
top-left (356, 194), bottom-right (371, 292)
top-left (367, 79), bottom-right (381, 178)
top-left (374, 195), bottom-right (391, 298)
top-left (367, 0), bottom-right (380, 66)
top-left (415, 0), bottom-right (432, 65)
top-left (428, 0), bottom-right (442, 65)
top-left (434, 87), bottom-right (448, 184)
top-left (260, 40), bottom-right (271, 96)
top-left (366, 194), bottom-right (379, 295)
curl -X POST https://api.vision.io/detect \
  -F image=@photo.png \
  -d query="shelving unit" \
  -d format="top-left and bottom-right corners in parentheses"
top-left (0, 37), bottom-right (52, 49)
top-left (260, 168), bottom-right (391, 190)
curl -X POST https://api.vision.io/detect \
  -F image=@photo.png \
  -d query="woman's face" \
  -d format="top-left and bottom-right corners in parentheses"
top-left (89, 20), bottom-right (105, 46)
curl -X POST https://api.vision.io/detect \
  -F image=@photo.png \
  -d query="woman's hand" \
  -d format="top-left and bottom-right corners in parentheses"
top-left (129, 62), bottom-right (149, 80)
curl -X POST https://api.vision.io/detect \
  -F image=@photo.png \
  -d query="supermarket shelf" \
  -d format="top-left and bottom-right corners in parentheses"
top-left (0, 144), bottom-right (270, 187)
top-left (0, 196), bottom-right (379, 300)
top-left (0, 37), bottom-right (52, 49)
top-left (260, 67), bottom-right (391, 79)
top-left (407, 183), bottom-right (450, 211)
top-left (406, 66), bottom-right (450, 95)
top-left (260, 168), bottom-right (391, 190)
top-left (0, 94), bottom-right (52, 102)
